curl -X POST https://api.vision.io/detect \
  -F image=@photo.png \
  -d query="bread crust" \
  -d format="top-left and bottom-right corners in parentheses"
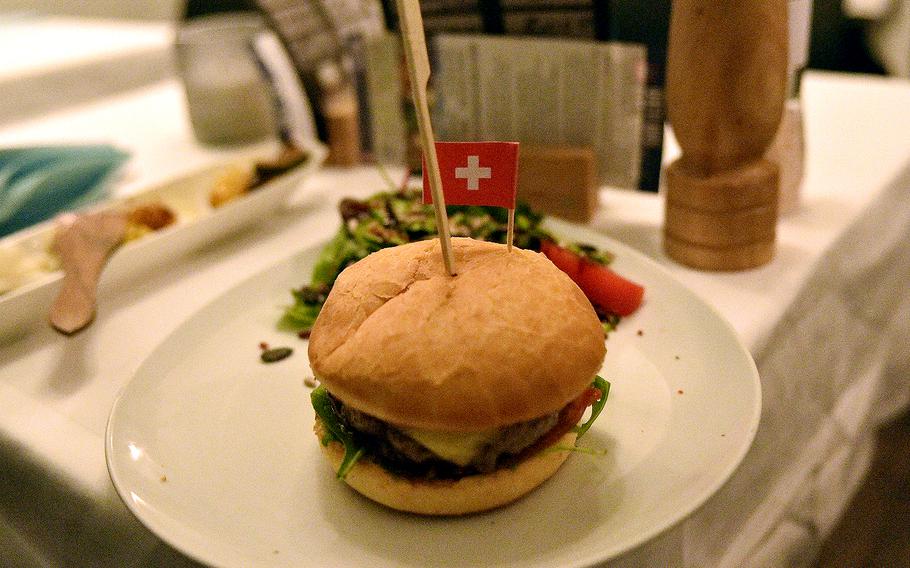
top-left (315, 417), bottom-right (577, 515)
top-left (308, 238), bottom-right (605, 431)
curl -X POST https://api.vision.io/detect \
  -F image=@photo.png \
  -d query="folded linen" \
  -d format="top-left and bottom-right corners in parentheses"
top-left (0, 145), bottom-right (128, 237)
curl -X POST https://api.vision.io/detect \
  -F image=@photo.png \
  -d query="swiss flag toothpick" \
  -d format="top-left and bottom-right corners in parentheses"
top-left (398, 0), bottom-right (522, 262)
top-left (423, 141), bottom-right (521, 250)
top-left (422, 142), bottom-right (519, 209)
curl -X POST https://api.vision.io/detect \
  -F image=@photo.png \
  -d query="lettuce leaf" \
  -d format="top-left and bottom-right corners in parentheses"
top-left (575, 375), bottom-right (610, 439)
top-left (311, 227), bottom-right (367, 287)
top-left (310, 385), bottom-right (364, 479)
top-left (278, 300), bottom-right (321, 331)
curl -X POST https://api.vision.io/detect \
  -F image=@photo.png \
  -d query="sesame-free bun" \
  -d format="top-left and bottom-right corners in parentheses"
top-left (308, 237), bottom-right (605, 431)
top-left (315, 417), bottom-right (576, 515)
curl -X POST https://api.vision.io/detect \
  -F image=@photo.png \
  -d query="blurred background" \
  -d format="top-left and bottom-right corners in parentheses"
top-left (0, 0), bottom-right (905, 74)
top-left (2, 0), bottom-right (906, 76)
top-left (0, 2), bottom-right (908, 567)
top-left (2, 0), bottom-right (908, 194)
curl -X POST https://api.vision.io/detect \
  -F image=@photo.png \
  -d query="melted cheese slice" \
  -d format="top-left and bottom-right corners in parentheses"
top-left (404, 428), bottom-right (495, 466)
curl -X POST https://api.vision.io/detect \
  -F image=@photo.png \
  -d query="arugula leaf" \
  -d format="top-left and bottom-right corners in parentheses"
top-left (311, 227), bottom-right (364, 287)
top-left (278, 301), bottom-right (321, 331)
top-left (548, 444), bottom-right (608, 456)
top-left (574, 376), bottom-right (610, 439)
top-left (310, 385), bottom-right (364, 479)
top-left (567, 243), bottom-right (615, 266)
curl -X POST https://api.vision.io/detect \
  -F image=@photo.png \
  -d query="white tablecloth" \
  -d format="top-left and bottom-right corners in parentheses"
top-left (0, 15), bottom-right (173, 126)
top-left (0, 71), bottom-right (908, 567)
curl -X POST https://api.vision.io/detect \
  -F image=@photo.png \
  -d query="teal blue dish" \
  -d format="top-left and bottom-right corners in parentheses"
top-left (0, 145), bottom-right (128, 237)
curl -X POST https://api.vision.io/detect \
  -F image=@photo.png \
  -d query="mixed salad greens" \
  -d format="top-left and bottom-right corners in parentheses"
top-left (280, 187), bottom-right (642, 335)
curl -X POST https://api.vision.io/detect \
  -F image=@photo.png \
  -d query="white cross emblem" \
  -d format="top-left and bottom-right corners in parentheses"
top-left (454, 155), bottom-right (492, 191)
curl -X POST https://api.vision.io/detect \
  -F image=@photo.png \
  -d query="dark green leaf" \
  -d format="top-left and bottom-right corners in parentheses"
top-left (278, 301), bottom-right (322, 331)
top-left (310, 385), bottom-right (365, 479)
top-left (575, 376), bottom-right (610, 439)
top-left (311, 228), bottom-right (355, 286)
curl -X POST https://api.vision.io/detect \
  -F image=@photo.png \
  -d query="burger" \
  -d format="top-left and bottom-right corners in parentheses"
top-left (307, 237), bottom-right (609, 515)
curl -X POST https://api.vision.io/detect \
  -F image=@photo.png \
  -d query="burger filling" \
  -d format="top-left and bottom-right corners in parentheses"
top-left (312, 376), bottom-right (609, 481)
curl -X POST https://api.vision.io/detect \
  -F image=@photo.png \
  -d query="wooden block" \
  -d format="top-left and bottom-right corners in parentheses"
top-left (517, 145), bottom-right (598, 223)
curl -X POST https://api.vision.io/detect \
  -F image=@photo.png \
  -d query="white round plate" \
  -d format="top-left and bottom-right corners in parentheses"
top-left (106, 222), bottom-right (760, 568)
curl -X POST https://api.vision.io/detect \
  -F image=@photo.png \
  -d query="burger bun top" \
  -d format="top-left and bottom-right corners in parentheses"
top-left (307, 238), bottom-right (606, 431)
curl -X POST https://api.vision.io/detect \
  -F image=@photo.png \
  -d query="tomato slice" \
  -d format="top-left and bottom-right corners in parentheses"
top-left (576, 261), bottom-right (644, 316)
top-left (540, 240), bottom-right (582, 280)
top-left (541, 239), bottom-right (644, 316)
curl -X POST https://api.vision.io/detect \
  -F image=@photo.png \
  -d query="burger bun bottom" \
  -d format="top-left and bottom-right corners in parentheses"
top-left (314, 417), bottom-right (577, 516)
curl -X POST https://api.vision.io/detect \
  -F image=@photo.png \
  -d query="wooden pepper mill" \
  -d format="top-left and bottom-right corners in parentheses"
top-left (664, 0), bottom-right (788, 270)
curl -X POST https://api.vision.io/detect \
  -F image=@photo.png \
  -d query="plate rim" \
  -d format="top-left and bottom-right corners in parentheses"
top-left (105, 225), bottom-right (762, 568)
top-left (544, 218), bottom-right (762, 565)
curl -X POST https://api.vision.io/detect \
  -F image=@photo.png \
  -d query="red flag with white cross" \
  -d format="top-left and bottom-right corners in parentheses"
top-left (422, 142), bottom-right (519, 208)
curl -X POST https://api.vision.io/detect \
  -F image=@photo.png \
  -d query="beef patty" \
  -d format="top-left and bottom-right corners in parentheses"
top-left (328, 393), bottom-right (559, 480)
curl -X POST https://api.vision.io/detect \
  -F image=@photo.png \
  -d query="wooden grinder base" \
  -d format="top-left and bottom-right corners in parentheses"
top-left (663, 159), bottom-right (779, 271)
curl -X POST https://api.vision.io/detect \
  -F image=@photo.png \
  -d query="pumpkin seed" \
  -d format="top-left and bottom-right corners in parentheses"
top-left (261, 347), bottom-right (293, 363)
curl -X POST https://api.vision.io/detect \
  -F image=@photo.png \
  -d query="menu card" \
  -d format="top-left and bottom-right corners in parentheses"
top-left (432, 34), bottom-right (646, 190)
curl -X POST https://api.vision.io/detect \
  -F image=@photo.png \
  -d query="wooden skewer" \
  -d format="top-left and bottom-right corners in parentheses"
top-left (506, 208), bottom-right (515, 252)
top-left (395, 0), bottom-right (456, 276)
